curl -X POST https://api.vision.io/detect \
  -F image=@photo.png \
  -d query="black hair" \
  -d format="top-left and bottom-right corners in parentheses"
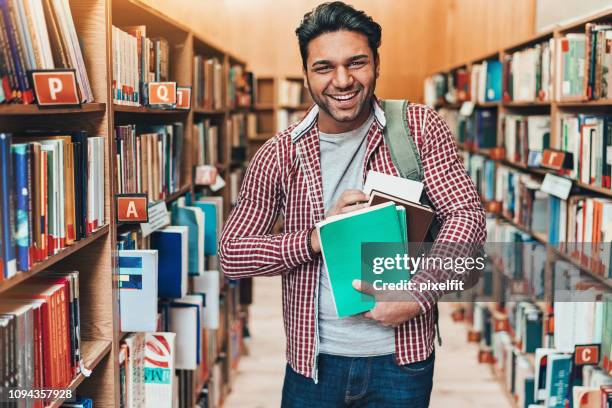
top-left (295, 1), bottom-right (382, 69)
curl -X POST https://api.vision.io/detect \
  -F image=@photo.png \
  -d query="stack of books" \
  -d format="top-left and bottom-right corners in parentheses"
top-left (470, 60), bottom-right (503, 103)
top-left (193, 56), bottom-right (223, 110)
top-left (227, 65), bottom-right (253, 109)
top-left (502, 40), bottom-right (553, 102)
top-left (502, 114), bottom-right (551, 166)
top-left (193, 119), bottom-right (221, 166)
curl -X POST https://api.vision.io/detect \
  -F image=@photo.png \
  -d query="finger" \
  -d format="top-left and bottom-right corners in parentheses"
top-left (352, 279), bottom-right (376, 296)
top-left (340, 203), bottom-right (367, 214)
top-left (363, 311), bottom-right (373, 319)
top-left (339, 190), bottom-right (369, 207)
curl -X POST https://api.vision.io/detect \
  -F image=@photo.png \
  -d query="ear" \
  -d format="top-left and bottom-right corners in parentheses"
top-left (302, 68), bottom-right (309, 90)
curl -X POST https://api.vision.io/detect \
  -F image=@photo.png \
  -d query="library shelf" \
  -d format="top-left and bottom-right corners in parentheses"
top-left (113, 104), bottom-right (190, 114)
top-left (501, 101), bottom-right (551, 107)
top-left (494, 213), bottom-right (612, 290)
top-left (164, 185), bottom-right (192, 204)
top-left (254, 103), bottom-right (275, 110)
top-left (477, 101), bottom-right (499, 107)
top-left (46, 340), bottom-right (113, 408)
top-left (556, 99), bottom-right (612, 107)
top-left (193, 107), bottom-right (226, 115)
top-left (0, 103), bottom-right (106, 116)
top-left (0, 225), bottom-right (110, 294)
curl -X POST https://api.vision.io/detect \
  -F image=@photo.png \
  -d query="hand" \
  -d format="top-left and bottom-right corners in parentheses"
top-left (327, 189), bottom-right (369, 218)
top-left (352, 279), bottom-right (423, 327)
top-left (310, 190), bottom-right (369, 254)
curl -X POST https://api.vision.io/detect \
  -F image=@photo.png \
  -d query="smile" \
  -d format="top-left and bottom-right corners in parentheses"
top-left (328, 91), bottom-right (358, 101)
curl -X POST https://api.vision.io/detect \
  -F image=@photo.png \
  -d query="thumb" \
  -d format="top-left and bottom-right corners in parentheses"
top-left (352, 279), bottom-right (376, 296)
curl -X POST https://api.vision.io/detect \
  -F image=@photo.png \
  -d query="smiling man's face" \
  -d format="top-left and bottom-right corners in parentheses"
top-left (303, 30), bottom-right (379, 133)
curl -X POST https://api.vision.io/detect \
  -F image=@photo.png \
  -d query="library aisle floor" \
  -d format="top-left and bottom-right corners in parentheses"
top-left (224, 278), bottom-right (511, 408)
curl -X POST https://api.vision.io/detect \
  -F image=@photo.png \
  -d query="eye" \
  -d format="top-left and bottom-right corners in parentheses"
top-left (349, 60), bottom-right (366, 68)
top-left (315, 65), bottom-right (333, 73)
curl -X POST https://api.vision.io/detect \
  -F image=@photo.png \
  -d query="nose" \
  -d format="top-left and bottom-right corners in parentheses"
top-left (332, 66), bottom-right (354, 90)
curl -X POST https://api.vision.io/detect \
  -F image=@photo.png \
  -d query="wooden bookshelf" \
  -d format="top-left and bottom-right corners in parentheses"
top-left (47, 340), bottom-right (113, 408)
top-left (0, 0), bottom-right (252, 406)
top-left (0, 103), bottom-right (107, 116)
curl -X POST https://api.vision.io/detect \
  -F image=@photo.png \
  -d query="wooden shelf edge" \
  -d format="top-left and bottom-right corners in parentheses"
top-left (193, 108), bottom-right (226, 115)
top-left (113, 104), bottom-right (190, 114)
top-left (0, 225), bottom-right (110, 293)
top-left (0, 103), bottom-right (106, 116)
top-left (164, 185), bottom-right (191, 204)
top-left (46, 340), bottom-right (113, 408)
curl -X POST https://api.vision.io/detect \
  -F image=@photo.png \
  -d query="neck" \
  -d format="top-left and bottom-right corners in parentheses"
top-left (317, 102), bottom-right (373, 134)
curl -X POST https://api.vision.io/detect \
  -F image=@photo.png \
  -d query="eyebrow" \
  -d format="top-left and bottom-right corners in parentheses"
top-left (311, 54), bottom-right (369, 68)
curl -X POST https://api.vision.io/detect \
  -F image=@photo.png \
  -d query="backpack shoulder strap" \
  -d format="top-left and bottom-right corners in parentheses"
top-left (381, 99), bottom-right (423, 182)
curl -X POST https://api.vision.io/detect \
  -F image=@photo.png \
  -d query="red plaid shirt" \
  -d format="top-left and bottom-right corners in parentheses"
top-left (219, 99), bottom-right (486, 380)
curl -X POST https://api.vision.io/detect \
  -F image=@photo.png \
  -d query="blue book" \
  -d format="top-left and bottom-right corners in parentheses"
top-left (11, 144), bottom-right (30, 271)
top-left (118, 250), bottom-right (158, 332)
top-left (151, 226), bottom-right (188, 299)
top-left (485, 60), bottom-right (502, 102)
top-left (0, 133), bottom-right (16, 279)
top-left (544, 354), bottom-right (572, 408)
top-left (191, 201), bottom-right (218, 255)
top-left (60, 397), bottom-right (93, 408)
top-left (171, 203), bottom-right (204, 275)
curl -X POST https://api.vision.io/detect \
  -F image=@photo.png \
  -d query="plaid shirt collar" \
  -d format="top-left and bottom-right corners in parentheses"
top-left (290, 97), bottom-right (387, 143)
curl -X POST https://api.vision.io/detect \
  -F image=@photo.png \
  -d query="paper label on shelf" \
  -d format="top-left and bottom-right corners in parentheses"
top-left (195, 165), bottom-right (218, 185)
top-left (210, 175), bottom-right (226, 192)
top-left (79, 359), bottom-right (92, 377)
top-left (459, 101), bottom-right (474, 116)
top-left (540, 173), bottom-right (572, 200)
top-left (31, 69), bottom-right (81, 106)
top-left (140, 201), bottom-right (170, 237)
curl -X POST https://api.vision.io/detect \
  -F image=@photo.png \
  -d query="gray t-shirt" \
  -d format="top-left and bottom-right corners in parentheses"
top-left (318, 113), bottom-right (395, 356)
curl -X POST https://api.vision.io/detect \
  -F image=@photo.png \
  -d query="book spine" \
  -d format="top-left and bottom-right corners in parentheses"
top-left (0, 133), bottom-right (16, 279)
top-left (3, 0), bottom-right (33, 103)
top-left (11, 144), bottom-right (30, 272)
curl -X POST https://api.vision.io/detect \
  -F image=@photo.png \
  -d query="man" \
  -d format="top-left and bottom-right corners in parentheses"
top-left (219, 2), bottom-right (486, 407)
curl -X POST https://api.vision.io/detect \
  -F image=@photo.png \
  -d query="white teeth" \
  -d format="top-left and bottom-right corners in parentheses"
top-left (330, 92), bottom-right (357, 101)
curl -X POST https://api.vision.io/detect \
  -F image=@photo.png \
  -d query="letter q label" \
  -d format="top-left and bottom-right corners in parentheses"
top-left (148, 82), bottom-right (177, 107)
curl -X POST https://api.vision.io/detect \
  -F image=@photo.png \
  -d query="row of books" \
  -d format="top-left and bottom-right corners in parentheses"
top-left (277, 79), bottom-right (309, 107)
top-left (115, 123), bottom-right (184, 202)
top-left (194, 120), bottom-right (221, 166)
top-left (503, 40), bottom-right (553, 103)
top-left (557, 114), bottom-right (612, 189)
top-left (0, 132), bottom-right (105, 280)
top-left (502, 115), bottom-right (550, 166)
top-left (442, 107), bottom-right (497, 150)
top-left (463, 153), bottom-right (612, 277)
top-left (557, 25), bottom-right (612, 101)
top-left (0, 271), bottom-right (81, 398)
top-left (470, 59), bottom-right (502, 103)
top-left (0, 0), bottom-right (93, 104)
top-left (227, 65), bottom-right (253, 109)
top-left (112, 25), bottom-right (170, 106)
top-left (469, 297), bottom-right (612, 408)
top-left (193, 56), bottom-right (223, 110)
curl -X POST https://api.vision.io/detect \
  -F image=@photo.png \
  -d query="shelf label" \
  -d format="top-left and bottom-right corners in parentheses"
top-left (210, 174), bottom-right (226, 192)
top-left (116, 194), bottom-right (149, 223)
top-left (148, 82), bottom-right (177, 107)
top-left (574, 344), bottom-right (599, 366)
top-left (540, 173), bottom-right (572, 200)
top-left (176, 86), bottom-right (192, 109)
top-left (195, 165), bottom-right (218, 185)
top-left (30, 69), bottom-right (81, 107)
top-left (541, 149), bottom-right (572, 170)
top-left (140, 201), bottom-right (171, 237)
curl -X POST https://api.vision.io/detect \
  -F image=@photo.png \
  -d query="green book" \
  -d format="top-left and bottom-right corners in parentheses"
top-left (316, 202), bottom-right (409, 318)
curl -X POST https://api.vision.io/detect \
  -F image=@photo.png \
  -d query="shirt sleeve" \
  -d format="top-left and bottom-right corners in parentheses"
top-left (409, 107), bottom-right (487, 314)
top-left (218, 138), bottom-right (315, 279)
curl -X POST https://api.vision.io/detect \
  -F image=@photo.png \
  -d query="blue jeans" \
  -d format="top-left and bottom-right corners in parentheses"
top-left (281, 351), bottom-right (435, 407)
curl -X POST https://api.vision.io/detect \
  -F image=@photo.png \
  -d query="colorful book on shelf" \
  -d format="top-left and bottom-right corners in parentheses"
top-left (143, 332), bottom-right (176, 407)
top-left (171, 200), bottom-right (205, 276)
top-left (118, 250), bottom-right (158, 332)
top-left (191, 270), bottom-right (220, 330)
top-left (168, 298), bottom-right (202, 370)
top-left (1, 133), bottom-right (17, 280)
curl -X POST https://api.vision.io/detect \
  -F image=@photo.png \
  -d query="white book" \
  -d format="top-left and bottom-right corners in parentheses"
top-left (363, 170), bottom-right (423, 203)
top-left (191, 270), bottom-right (220, 329)
top-left (124, 333), bottom-right (146, 408)
top-left (119, 250), bottom-right (159, 332)
top-left (168, 301), bottom-right (199, 370)
top-left (144, 332), bottom-right (176, 408)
